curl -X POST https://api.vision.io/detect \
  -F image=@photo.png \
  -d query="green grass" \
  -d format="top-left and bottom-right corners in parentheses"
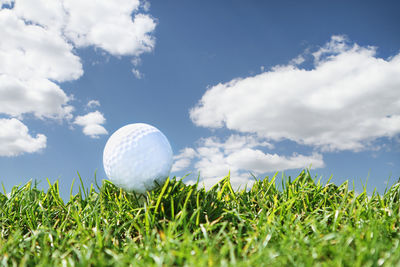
top-left (1, 170), bottom-right (400, 266)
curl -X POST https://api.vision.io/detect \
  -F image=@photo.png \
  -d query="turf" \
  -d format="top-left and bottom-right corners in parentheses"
top-left (1, 170), bottom-right (400, 266)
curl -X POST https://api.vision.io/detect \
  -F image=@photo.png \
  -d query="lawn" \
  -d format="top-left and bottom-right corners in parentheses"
top-left (1, 170), bottom-right (400, 266)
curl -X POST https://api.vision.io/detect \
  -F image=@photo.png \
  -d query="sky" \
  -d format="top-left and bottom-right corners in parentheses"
top-left (0, 0), bottom-right (399, 199)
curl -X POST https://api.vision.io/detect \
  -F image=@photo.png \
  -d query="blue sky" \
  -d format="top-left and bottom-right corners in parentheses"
top-left (1, 0), bottom-right (399, 199)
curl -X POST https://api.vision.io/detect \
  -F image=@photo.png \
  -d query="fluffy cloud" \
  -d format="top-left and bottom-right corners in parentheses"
top-left (0, 0), bottom-right (156, 119)
top-left (190, 36), bottom-right (400, 152)
top-left (225, 149), bottom-right (323, 173)
top-left (0, 8), bottom-right (81, 119)
top-left (173, 135), bottom-right (324, 190)
top-left (0, 118), bottom-right (46, 156)
top-left (63, 0), bottom-right (155, 56)
top-left (0, 0), bottom-right (156, 155)
top-left (0, 75), bottom-right (74, 120)
top-left (74, 111), bottom-right (108, 138)
top-left (0, 8), bottom-right (82, 82)
top-left (12, 0), bottom-right (66, 30)
top-left (10, 0), bottom-right (156, 57)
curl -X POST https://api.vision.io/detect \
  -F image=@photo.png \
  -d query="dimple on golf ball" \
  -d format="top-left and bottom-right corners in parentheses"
top-left (103, 123), bottom-right (173, 193)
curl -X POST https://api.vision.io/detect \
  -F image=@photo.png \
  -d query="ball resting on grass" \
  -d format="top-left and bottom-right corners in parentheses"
top-left (103, 123), bottom-right (173, 193)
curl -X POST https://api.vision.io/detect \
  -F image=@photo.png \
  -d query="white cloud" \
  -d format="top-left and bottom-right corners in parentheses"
top-left (87, 100), bottom-right (100, 108)
top-left (289, 54), bottom-right (305, 66)
top-left (201, 134), bottom-right (274, 152)
top-left (190, 36), bottom-right (400, 152)
top-left (0, 9), bottom-right (83, 82)
top-left (12, 0), bottom-right (66, 31)
top-left (74, 111), bottom-right (108, 138)
top-left (132, 68), bottom-right (143, 79)
top-left (225, 149), bottom-right (324, 173)
top-left (172, 147), bottom-right (197, 172)
top-left (63, 0), bottom-right (156, 56)
top-left (0, 75), bottom-right (74, 120)
top-left (173, 135), bottom-right (324, 190)
top-left (131, 57), bottom-right (142, 67)
top-left (131, 58), bottom-right (144, 78)
top-left (194, 136), bottom-right (323, 178)
top-left (0, 0), bottom-right (156, 110)
top-left (0, 118), bottom-right (46, 156)
top-left (312, 35), bottom-right (349, 63)
top-left (0, 0), bottom-right (157, 153)
top-left (0, 8), bottom-right (80, 120)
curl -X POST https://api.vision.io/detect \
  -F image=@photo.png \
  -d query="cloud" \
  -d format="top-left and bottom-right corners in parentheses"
top-left (0, 118), bottom-right (46, 156)
top-left (0, 75), bottom-right (74, 120)
top-left (131, 57), bottom-right (141, 67)
top-left (74, 111), bottom-right (108, 138)
top-left (9, 0), bottom-right (156, 57)
top-left (225, 149), bottom-right (324, 173)
top-left (0, 8), bottom-right (83, 82)
top-left (194, 136), bottom-right (323, 177)
top-left (190, 36), bottom-right (400, 152)
top-left (87, 100), bottom-right (100, 108)
top-left (63, 0), bottom-right (156, 56)
top-left (132, 68), bottom-right (143, 79)
top-left (173, 135), bottom-right (324, 190)
top-left (0, 0), bottom-right (156, 154)
top-left (12, 0), bottom-right (66, 31)
top-left (0, 8), bottom-right (81, 119)
top-left (172, 147), bottom-right (197, 172)
top-left (0, 0), bottom-right (156, 105)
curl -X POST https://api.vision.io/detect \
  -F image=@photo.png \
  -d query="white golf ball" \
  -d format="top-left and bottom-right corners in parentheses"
top-left (103, 123), bottom-right (173, 193)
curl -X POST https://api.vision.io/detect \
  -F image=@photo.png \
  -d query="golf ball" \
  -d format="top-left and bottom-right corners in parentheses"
top-left (103, 123), bottom-right (173, 193)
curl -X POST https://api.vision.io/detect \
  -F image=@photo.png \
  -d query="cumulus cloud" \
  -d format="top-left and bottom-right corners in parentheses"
top-left (0, 0), bottom-right (156, 119)
top-left (173, 135), bottom-right (324, 190)
top-left (0, 8), bottom-right (81, 119)
top-left (63, 0), bottom-right (156, 56)
top-left (0, 0), bottom-right (156, 155)
top-left (0, 8), bottom-right (82, 82)
top-left (9, 0), bottom-right (156, 57)
top-left (74, 111), bottom-right (108, 138)
top-left (0, 118), bottom-right (46, 156)
top-left (190, 36), bottom-right (400, 152)
top-left (0, 75), bottom-right (74, 120)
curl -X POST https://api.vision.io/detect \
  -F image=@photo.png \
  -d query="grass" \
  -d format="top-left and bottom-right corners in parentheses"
top-left (1, 170), bottom-right (400, 266)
